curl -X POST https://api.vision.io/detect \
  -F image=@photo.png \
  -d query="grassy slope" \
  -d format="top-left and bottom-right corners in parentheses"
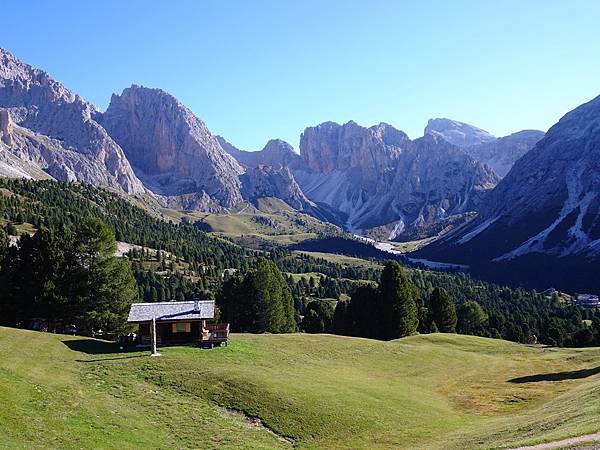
top-left (170, 197), bottom-right (341, 246)
top-left (1, 327), bottom-right (599, 449)
top-left (293, 250), bottom-right (384, 270)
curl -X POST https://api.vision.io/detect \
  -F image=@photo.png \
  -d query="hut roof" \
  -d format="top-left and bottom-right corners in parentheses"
top-left (127, 300), bottom-right (215, 323)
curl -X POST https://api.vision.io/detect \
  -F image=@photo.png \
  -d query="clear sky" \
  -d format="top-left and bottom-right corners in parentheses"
top-left (2, 1), bottom-right (599, 150)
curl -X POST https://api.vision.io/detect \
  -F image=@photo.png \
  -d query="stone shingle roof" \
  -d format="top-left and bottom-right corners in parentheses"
top-left (127, 301), bottom-right (215, 323)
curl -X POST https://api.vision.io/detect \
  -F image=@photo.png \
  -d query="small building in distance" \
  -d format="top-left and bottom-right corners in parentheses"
top-left (573, 293), bottom-right (600, 308)
top-left (222, 268), bottom-right (238, 279)
top-left (127, 300), bottom-right (229, 347)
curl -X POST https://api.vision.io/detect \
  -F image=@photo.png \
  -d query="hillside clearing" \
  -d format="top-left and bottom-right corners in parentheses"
top-left (0, 327), bottom-right (599, 449)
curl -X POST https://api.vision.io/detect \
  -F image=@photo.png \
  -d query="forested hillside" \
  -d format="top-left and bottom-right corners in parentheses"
top-left (0, 178), bottom-right (254, 270)
top-left (0, 179), bottom-right (598, 347)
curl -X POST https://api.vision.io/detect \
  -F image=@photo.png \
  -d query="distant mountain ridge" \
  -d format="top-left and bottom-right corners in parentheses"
top-left (217, 136), bottom-right (301, 169)
top-left (0, 47), bottom-right (559, 246)
top-left (425, 118), bottom-right (544, 177)
top-left (417, 95), bottom-right (600, 291)
top-left (0, 48), bottom-right (144, 193)
top-left (221, 120), bottom-right (499, 239)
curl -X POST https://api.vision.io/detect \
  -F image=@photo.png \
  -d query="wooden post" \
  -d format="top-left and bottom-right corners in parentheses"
top-left (150, 317), bottom-right (160, 356)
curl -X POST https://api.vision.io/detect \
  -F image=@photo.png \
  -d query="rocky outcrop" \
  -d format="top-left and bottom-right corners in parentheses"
top-left (240, 165), bottom-right (313, 210)
top-left (425, 118), bottom-right (496, 147)
top-left (101, 85), bottom-right (244, 208)
top-left (425, 118), bottom-right (544, 177)
top-left (0, 109), bottom-right (12, 145)
top-left (300, 121), bottom-right (405, 178)
top-left (461, 130), bottom-right (545, 177)
top-left (218, 136), bottom-right (301, 169)
top-left (294, 121), bottom-right (498, 238)
top-left (0, 48), bottom-right (144, 193)
top-left (421, 94), bottom-right (600, 262)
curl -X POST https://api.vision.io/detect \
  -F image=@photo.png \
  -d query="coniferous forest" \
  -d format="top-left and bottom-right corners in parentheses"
top-left (0, 178), bottom-right (598, 346)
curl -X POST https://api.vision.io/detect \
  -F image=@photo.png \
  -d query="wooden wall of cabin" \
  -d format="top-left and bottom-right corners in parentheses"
top-left (158, 321), bottom-right (201, 343)
top-left (137, 321), bottom-right (202, 344)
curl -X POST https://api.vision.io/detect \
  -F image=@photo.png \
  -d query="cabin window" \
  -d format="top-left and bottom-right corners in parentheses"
top-left (172, 322), bottom-right (191, 333)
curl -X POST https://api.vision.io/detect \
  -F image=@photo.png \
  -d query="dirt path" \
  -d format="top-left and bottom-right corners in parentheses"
top-left (509, 432), bottom-right (600, 450)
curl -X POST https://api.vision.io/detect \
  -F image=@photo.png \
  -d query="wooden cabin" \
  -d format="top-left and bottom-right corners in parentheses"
top-left (127, 300), bottom-right (229, 348)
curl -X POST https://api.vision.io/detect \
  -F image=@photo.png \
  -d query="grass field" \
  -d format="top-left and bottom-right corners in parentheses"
top-left (168, 197), bottom-right (342, 246)
top-left (294, 250), bottom-right (384, 270)
top-left (1, 327), bottom-right (600, 449)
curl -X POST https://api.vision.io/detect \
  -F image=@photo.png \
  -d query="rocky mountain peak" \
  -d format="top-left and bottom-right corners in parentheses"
top-left (101, 84), bottom-right (243, 207)
top-left (0, 48), bottom-right (144, 193)
top-left (299, 120), bottom-right (406, 174)
top-left (0, 48), bottom-right (83, 114)
top-left (425, 118), bottom-right (496, 147)
top-left (421, 94), bottom-right (600, 267)
top-left (256, 139), bottom-right (299, 168)
top-left (369, 122), bottom-right (411, 147)
top-left (425, 117), bottom-right (544, 177)
top-left (293, 118), bottom-right (499, 237)
top-left (218, 136), bottom-right (301, 169)
top-left (240, 164), bottom-right (313, 211)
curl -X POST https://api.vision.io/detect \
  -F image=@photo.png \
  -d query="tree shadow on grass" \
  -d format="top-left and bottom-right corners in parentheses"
top-left (508, 366), bottom-right (600, 383)
top-left (62, 339), bottom-right (145, 362)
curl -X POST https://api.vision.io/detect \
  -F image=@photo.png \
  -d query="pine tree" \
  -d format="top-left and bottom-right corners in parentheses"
top-left (457, 301), bottom-right (487, 335)
top-left (430, 321), bottom-right (439, 333)
top-left (68, 218), bottom-right (138, 332)
top-left (0, 227), bottom-right (8, 268)
top-left (218, 257), bottom-right (295, 333)
top-left (378, 261), bottom-right (419, 339)
top-left (347, 284), bottom-right (378, 338)
top-left (428, 287), bottom-right (457, 332)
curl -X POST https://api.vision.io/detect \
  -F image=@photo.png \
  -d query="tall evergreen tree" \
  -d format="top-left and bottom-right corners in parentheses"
top-left (457, 301), bottom-right (487, 335)
top-left (68, 218), bottom-right (138, 332)
top-left (378, 261), bottom-right (419, 339)
top-left (332, 300), bottom-right (350, 335)
top-left (0, 227), bottom-right (8, 267)
top-left (428, 287), bottom-right (457, 332)
top-left (1, 229), bottom-right (66, 328)
top-left (218, 257), bottom-right (295, 333)
top-left (347, 284), bottom-right (378, 338)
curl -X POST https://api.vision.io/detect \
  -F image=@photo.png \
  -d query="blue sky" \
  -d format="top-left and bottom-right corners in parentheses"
top-left (2, 1), bottom-right (599, 150)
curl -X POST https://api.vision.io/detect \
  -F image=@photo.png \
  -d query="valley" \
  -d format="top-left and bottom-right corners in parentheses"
top-left (1, 9), bottom-right (600, 449)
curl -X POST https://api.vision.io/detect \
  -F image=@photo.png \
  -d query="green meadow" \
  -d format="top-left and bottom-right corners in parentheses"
top-left (1, 326), bottom-right (599, 449)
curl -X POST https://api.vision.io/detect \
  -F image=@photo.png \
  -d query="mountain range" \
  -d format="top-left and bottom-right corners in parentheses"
top-left (417, 94), bottom-right (600, 291)
top-left (4, 47), bottom-right (600, 291)
top-left (0, 47), bottom-right (538, 239)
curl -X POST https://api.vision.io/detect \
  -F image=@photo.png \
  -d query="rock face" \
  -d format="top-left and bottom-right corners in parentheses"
top-left (0, 47), bottom-right (549, 241)
top-left (0, 48), bottom-right (144, 193)
top-left (461, 130), bottom-right (545, 177)
top-left (425, 118), bottom-right (496, 147)
top-left (293, 121), bottom-right (498, 238)
top-left (240, 165), bottom-right (313, 211)
top-left (101, 85), bottom-right (244, 208)
top-left (425, 118), bottom-right (544, 177)
top-left (218, 137), bottom-right (301, 169)
top-left (300, 121), bottom-right (404, 179)
top-left (0, 109), bottom-right (12, 145)
top-left (421, 94), bottom-right (600, 262)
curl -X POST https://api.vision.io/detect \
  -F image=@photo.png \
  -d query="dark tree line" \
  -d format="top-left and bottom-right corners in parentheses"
top-left (218, 257), bottom-right (296, 333)
top-left (271, 248), bottom-right (380, 283)
top-left (0, 178), bottom-right (255, 281)
top-left (312, 261), bottom-right (600, 347)
top-left (0, 218), bottom-right (137, 333)
top-left (332, 261), bottom-right (419, 339)
top-left (1, 179), bottom-right (598, 347)
top-left (132, 267), bottom-right (212, 302)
